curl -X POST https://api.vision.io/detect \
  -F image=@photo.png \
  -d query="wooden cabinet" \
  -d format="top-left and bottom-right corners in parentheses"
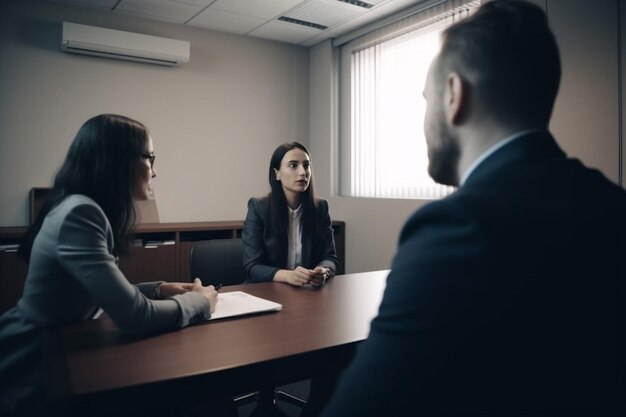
top-left (0, 227), bottom-right (29, 314)
top-left (0, 220), bottom-right (346, 314)
top-left (118, 245), bottom-right (177, 284)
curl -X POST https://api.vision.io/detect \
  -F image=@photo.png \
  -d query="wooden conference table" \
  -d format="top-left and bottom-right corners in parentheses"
top-left (47, 270), bottom-right (389, 405)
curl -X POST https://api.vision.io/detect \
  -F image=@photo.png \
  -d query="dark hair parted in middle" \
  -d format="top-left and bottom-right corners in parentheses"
top-left (266, 141), bottom-right (322, 238)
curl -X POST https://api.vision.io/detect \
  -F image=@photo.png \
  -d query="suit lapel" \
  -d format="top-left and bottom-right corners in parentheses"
top-left (301, 231), bottom-right (312, 268)
top-left (277, 233), bottom-right (289, 267)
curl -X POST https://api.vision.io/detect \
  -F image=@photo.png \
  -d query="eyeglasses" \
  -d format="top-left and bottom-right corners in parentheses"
top-left (140, 153), bottom-right (156, 168)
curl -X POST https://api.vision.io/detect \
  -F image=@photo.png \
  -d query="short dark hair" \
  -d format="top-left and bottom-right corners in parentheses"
top-left (20, 114), bottom-right (149, 260)
top-left (266, 141), bottom-right (321, 238)
top-left (436, 0), bottom-right (561, 126)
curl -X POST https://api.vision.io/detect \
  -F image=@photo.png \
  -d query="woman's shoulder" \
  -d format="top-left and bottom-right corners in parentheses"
top-left (49, 194), bottom-right (106, 226)
top-left (248, 195), bottom-right (271, 210)
top-left (36, 195), bottom-right (110, 248)
top-left (56, 194), bottom-right (101, 213)
top-left (314, 197), bottom-right (329, 205)
top-left (314, 197), bottom-right (330, 210)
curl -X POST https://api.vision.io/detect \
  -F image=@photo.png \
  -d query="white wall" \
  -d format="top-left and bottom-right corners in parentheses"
top-left (309, 0), bottom-right (625, 273)
top-left (0, 0), bottom-right (309, 226)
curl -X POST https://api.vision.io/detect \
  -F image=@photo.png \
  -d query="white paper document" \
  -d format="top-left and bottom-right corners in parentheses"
top-left (209, 291), bottom-right (282, 320)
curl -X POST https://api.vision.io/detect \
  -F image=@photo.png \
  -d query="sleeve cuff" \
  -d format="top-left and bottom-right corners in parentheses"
top-left (171, 292), bottom-right (212, 327)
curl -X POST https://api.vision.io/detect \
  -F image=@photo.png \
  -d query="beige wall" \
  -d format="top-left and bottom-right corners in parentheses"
top-left (1, 0), bottom-right (623, 274)
top-left (0, 0), bottom-right (309, 226)
top-left (308, 41), bottom-right (424, 274)
top-left (549, 0), bottom-right (620, 183)
top-left (309, 0), bottom-right (625, 273)
top-left (621, 0), bottom-right (626, 187)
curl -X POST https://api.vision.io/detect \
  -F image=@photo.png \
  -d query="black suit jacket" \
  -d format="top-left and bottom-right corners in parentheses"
top-left (322, 132), bottom-right (626, 416)
top-left (242, 196), bottom-right (338, 283)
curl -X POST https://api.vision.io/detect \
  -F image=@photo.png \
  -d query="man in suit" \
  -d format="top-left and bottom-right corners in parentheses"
top-left (321, 1), bottom-right (626, 416)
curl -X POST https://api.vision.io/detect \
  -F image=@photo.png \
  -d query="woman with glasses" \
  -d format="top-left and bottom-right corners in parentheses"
top-left (242, 142), bottom-right (339, 417)
top-left (0, 114), bottom-right (219, 417)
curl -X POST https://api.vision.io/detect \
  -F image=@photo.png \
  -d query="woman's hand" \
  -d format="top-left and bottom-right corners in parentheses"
top-left (191, 278), bottom-right (218, 313)
top-left (310, 266), bottom-right (330, 287)
top-left (274, 266), bottom-right (316, 286)
top-left (158, 282), bottom-right (193, 298)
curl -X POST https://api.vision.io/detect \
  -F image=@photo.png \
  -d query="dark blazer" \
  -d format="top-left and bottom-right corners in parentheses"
top-left (242, 196), bottom-right (338, 283)
top-left (322, 132), bottom-right (626, 417)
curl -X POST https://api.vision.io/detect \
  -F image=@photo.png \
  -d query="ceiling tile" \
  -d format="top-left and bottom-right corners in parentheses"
top-left (372, 0), bottom-right (427, 16)
top-left (284, 0), bottom-right (366, 28)
top-left (329, 9), bottom-right (384, 33)
top-left (45, 0), bottom-right (428, 44)
top-left (115, 0), bottom-right (202, 23)
top-left (50, 0), bottom-right (118, 8)
top-left (188, 8), bottom-right (266, 34)
top-left (300, 30), bottom-right (338, 47)
top-left (210, 0), bottom-right (304, 20)
top-left (249, 19), bottom-right (322, 44)
top-left (173, 0), bottom-right (214, 7)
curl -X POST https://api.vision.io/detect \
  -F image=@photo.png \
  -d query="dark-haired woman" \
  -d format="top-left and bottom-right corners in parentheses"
top-left (242, 142), bottom-right (338, 286)
top-left (0, 114), bottom-right (218, 417)
top-left (242, 142), bottom-right (338, 417)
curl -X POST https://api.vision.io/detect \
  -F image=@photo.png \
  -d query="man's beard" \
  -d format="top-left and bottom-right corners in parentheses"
top-left (427, 114), bottom-right (461, 187)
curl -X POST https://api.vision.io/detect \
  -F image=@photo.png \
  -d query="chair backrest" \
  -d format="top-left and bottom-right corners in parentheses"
top-left (189, 239), bottom-right (245, 286)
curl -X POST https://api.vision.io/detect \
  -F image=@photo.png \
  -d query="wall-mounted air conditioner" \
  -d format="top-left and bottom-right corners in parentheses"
top-left (61, 22), bottom-right (190, 66)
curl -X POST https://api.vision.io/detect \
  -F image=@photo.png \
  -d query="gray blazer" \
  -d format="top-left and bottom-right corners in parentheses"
top-left (242, 196), bottom-right (338, 283)
top-left (0, 195), bottom-right (211, 414)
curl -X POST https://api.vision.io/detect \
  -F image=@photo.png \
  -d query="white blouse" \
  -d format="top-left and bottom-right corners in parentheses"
top-left (286, 205), bottom-right (303, 269)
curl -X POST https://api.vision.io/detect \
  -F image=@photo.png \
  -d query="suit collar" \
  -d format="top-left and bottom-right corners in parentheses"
top-left (463, 131), bottom-right (565, 187)
top-left (460, 129), bottom-right (544, 185)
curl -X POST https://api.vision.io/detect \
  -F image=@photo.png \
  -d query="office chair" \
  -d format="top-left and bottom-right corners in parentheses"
top-left (189, 238), bottom-right (246, 286)
top-left (188, 239), bottom-right (308, 411)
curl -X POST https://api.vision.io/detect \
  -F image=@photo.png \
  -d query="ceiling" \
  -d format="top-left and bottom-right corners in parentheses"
top-left (49, 0), bottom-right (426, 46)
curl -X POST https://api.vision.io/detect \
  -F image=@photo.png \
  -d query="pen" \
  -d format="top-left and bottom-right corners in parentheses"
top-left (214, 283), bottom-right (222, 292)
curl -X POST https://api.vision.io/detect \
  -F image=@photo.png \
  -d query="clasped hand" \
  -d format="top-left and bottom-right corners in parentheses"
top-left (283, 266), bottom-right (328, 287)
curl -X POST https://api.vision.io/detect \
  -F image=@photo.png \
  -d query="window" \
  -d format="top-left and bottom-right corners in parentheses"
top-left (339, 0), bottom-right (480, 199)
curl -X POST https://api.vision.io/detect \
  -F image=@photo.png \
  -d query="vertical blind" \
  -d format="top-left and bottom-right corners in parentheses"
top-left (340, 0), bottom-right (480, 199)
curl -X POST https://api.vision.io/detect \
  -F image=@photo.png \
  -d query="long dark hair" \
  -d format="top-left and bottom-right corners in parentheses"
top-left (266, 142), bottom-right (322, 239)
top-left (19, 114), bottom-right (149, 260)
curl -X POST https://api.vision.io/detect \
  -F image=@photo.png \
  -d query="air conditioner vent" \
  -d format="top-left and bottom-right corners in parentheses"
top-left (336, 0), bottom-right (374, 9)
top-left (277, 16), bottom-right (328, 30)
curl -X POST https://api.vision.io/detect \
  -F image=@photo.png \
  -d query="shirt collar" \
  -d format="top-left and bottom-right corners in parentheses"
top-left (288, 204), bottom-right (302, 215)
top-left (460, 128), bottom-right (544, 186)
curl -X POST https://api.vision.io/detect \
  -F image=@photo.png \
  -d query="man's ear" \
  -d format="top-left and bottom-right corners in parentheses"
top-left (446, 72), bottom-right (466, 125)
